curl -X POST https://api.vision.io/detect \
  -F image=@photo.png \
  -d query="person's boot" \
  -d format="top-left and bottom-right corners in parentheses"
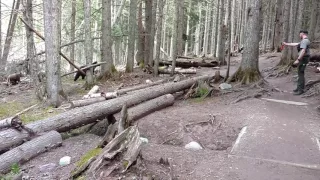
top-left (293, 90), bottom-right (304, 95)
top-left (293, 88), bottom-right (299, 92)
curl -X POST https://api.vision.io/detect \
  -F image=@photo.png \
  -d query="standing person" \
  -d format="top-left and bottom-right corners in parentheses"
top-left (283, 30), bottom-right (311, 95)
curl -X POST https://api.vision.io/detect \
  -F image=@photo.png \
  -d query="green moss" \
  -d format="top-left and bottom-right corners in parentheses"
top-left (20, 106), bottom-right (58, 123)
top-left (76, 148), bottom-right (102, 168)
top-left (0, 101), bottom-right (24, 119)
top-left (76, 176), bottom-right (86, 180)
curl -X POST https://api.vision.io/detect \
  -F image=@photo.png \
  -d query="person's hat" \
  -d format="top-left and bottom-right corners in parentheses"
top-left (299, 30), bottom-right (308, 34)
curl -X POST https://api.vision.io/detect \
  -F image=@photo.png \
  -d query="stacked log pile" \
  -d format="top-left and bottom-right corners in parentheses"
top-left (0, 74), bottom-right (213, 175)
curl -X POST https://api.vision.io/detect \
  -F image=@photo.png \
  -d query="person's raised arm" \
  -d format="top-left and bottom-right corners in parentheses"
top-left (283, 42), bottom-right (299, 46)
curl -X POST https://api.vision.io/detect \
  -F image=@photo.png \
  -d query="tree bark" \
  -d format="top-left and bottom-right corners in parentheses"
top-left (43, 0), bottom-right (61, 107)
top-left (292, 0), bottom-right (304, 59)
top-left (203, 2), bottom-right (211, 55)
top-left (194, 1), bottom-right (202, 56)
top-left (101, 0), bottom-right (114, 77)
top-left (126, 0), bottom-right (137, 73)
top-left (211, 0), bottom-right (220, 56)
top-left (273, 0), bottom-right (284, 52)
top-left (70, 0), bottom-right (76, 72)
top-left (0, 131), bottom-right (62, 174)
top-left (1, 0), bottom-right (21, 72)
top-left (288, 0), bottom-right (297, 60)
top-left (22, 0), bottom-right (38, 80)
top-left (171, 0), bottom-right (179, 76)
top-left (0, 0), bottom-right (2, 61)
top-left (184, 0), bottom-right (192, 56)
top-left (229, 0), bottom-right (262, 84)
top-left (308, 0), bottom-right (318, 41)
top-left (137, 2), bottom-right (145, 66)
top-left (144, 0), bottom-right (153, 66)
top-left (148, 0), bottom-right (157, 66)
top-left (216, 0), bottom-right (226, 64)
top-left (84, 0), bottom-right (94, 87)
top-left (279, 0), bottom-right (291, 65)
top-left (159, 68), bottom-right (196, 74)
top-left (154, 0), bottom-right (165, 76)
top-left (0, 75), bottom-right (213, 152)
top-left (176, 0), bottom-right (184, 56)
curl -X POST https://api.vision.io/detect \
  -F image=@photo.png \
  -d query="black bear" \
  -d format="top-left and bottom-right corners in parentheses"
top-left (74, 61), bottom-right (97, 81)
top-left (7, 72), bottom-right (23, 85)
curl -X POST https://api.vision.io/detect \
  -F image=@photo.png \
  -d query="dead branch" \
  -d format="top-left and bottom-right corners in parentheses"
top-left (20, 17), bottom-right (85, 75)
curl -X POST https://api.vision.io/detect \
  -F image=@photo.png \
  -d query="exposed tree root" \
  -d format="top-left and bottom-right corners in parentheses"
top-left (302, 79), bottom-right (320, 98)
top-left (228, 67), bottom-right (262, 85)
top-left (264, 64), bottom-right (292, 78)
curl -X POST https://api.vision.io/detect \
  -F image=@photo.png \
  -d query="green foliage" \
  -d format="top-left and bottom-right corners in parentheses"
top-left (10, 163), bottom-right (20, 174)
top-left (192, 81), bottom-right (212, 101)
top-left (20, 106), bottom-right (58, 123)
top-left (0, 101), bottom-right (23, 119)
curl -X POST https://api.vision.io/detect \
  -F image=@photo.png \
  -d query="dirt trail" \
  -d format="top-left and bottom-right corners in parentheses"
top-left (16, 53), bottom-right (320, 180)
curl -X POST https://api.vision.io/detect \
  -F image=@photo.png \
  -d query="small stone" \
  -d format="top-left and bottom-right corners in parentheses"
top-left (185, 141), bottom-right (203, 150)
top-left (140, 137), bottom-right (149, 144)
top-left (219, 83), bottom-right (232, 90)
top-left (59, 156), bottom-right (71, 166)
top-left (146, 79), bottom-right (152, 84)
top-left (39, 163), bottom-right (57, 173)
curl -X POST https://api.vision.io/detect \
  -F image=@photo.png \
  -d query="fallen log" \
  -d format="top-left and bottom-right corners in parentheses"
top-left (0, 131), bottom-right (62, 174)
top-left (0, 116), bottom-right (21, 129)
top-left (159, 68), bottom-right (197, 74)
top-left (61, 62), bottom-right (107, 77)
top-left (97, 94), bottom-right (175, 146)
top-left (159, 60), bottom-right (218, 68)
top-left (0, 75), bottom-right (213, 152)
top-left (82, 92), bottom-right (118, 100)
top-left (71, 78), bottom-right (173, 108)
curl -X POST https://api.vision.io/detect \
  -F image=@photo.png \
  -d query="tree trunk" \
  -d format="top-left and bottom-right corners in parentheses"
top-left (229, 0), bottom-right (262, 84)
top-left (279, 0), bottom-right (291, 65)
top-left (202, 2), bottom-right (211, 55)
top-left (184, 0), bottom-right (191, 56)
top-left (0, 131), bottom-right (62, 174)
top-left (137, 2), bottom-right (145, 66)
top-left (308, 0), bottom-right (318, 41)
top-left (171, 0), bottom-right (179, 76)
top-left (226, 0), bottom-right (232, 80)
top-left (230, 0), bottom-right (236, 53)
top-left (288, 0), bottom-right (297, 60)
top-left (216, 0), bottom-right (226, 64)
top-left (84, 0), bottom-right (94, 88)
top-left (126, 0), bottom-right (137, 73)
top-left (211, 0), bottom-right (220, 56)
top-left (148, 0), bottom-right (157, 66)
top-left (101, 0), bottom-right (114, 77)
top-left (22, 0), bottom-right (37, 79)
top-left (154, 0), bottom-right (165, 76)
top-left (273, 0), bottom-right (284, 52)
top-left (144, 0), bottom-right (152, 66)
top-left (159, 68), bottom-right (196, 74)
top-left (194, 2), bottom-right (202, 56)
top-left (0, 75), bottom-right (213, 152)
top-left (1, 0), bottom-right (21, 72)
top-left (115, 94), bottom-right (175, 123)
top-left (43, 0), bottom-right (61, 107)
top-left (176, 0), bottom-right (184, 56)
top-left (70, 0), bottom-right (76, 72)
top-left (292, 0), bottom-right (304, 59)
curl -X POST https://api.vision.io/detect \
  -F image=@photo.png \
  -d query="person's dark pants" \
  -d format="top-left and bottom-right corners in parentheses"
top-left (297, 56), bottom-right (309, 92)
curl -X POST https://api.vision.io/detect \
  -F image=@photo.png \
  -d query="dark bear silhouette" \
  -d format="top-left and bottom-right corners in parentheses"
top-left (74, 61), bottom-right (97, 81)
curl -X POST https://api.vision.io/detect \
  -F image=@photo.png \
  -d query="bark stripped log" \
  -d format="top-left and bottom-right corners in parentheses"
top-left (71, 78), bottom-right (174, 108)
top-left (0, 75), bottom-right (213, 152)
top-left (0, 116), bottom-right (21, 129)
top-left (159, 60), bottom-right (218, 68)
top-left (159, 68), bottom-right (197, 74)
top-left (0, 131), bottom-right (62, 174)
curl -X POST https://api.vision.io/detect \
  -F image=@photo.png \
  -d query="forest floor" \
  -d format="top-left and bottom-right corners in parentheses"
top-left (1, 52), bottom-right (320, 180)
